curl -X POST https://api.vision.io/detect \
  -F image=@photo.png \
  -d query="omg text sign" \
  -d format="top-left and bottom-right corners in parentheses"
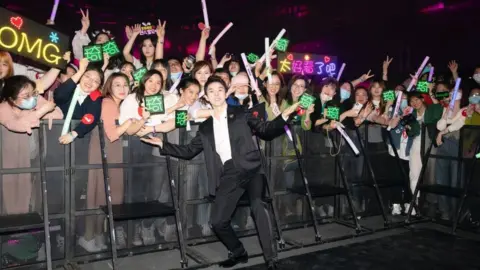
top-left (0, 8), bottom-right (69, 69)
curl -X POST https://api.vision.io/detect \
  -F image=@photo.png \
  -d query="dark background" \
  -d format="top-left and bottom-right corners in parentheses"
top-left (2, 0), bottom-right (478, 83)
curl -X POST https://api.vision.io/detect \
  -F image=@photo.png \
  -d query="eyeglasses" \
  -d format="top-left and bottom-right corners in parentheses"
top-left (292, 83), bottom-right (306, 89)
top-left (83, 73), bottom-right (101, 85)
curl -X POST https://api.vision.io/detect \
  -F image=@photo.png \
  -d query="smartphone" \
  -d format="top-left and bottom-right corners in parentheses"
top-left (186, 55), bottom-right (196, 69)
top-left (353, 103), bottom-right (363, 111)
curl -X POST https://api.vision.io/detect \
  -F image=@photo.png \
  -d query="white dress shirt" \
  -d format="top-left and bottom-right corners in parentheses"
top-left (213, 108), bottom-right (232, 164)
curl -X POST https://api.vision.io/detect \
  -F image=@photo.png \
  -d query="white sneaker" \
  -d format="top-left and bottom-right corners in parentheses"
top-left (37, 243), bottom-right (46, 261)
top-left (78, 236), bottom-right (101, 253)
top-left (133, 223), bottom-right (143, 246)
top-left (141, 224), bottom-right (156, 246)
top-left (56, 234), bottom-right (65, 253)
top-left (317, 206), bottom-right (327, 218)
top-left (95, 234), bottom-right (107, 250)
top-left (245, 216), bottom-right (255, 229)
top-left (404, 203), bottom-right (416, 216)
top-left (391, 204), bottom-right (401, 216)
top-left (164, 224), bottom-right (177, 242)
top-left (327, 205), bottom-right (334, 217)
top-left (202, 224), bottom-right (212, 236)
top-left (115, 227), bottom-right (126, 249)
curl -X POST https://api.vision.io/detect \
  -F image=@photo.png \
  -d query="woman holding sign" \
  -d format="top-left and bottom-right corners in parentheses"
top-left (0, 76), bottom-right (63, 214)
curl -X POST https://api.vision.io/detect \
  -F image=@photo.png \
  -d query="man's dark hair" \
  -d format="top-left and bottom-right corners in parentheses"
top-left (204, 76), bottom-right (228, 92)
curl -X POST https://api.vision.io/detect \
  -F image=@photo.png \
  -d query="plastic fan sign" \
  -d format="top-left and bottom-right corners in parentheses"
top-left (175, 110), bottom-right (188, 128)
top-left (133, 67), bottom-right (148, 83)
top-left (382, 90), bottom-right (395, 102)
top-left (326, 106), bottom-right (340, 121)
top-left (83, 45), bottom-right (103, 62)
top-left (144, 94), bottom-right (165, 115)
top-left (299, 93), bottom-right (316, 109)
top-left (416, 81), bottom-right (430, 93)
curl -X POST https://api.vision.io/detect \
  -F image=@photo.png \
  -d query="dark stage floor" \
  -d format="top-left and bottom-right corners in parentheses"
top-left (238, 228), bottom-right (480, 270)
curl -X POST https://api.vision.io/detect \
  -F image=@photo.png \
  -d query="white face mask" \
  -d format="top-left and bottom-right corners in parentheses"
top-left (455, 91), bottom-right (462, 101)
top-left (320, 93), bottom-right (332, 102)
top-left (473, 73), bottom-right (480, 84)
top-left (230, 71), bottom-right (238, 77)
top-left (235, 93), bottom-right (248, 100)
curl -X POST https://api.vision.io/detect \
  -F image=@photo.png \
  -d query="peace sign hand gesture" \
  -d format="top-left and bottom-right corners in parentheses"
top-left (80, 9), bottom-right (90, 35)
top-left (156, 19), bottom-right (167, 39)
top-left (383, 56), bottom-right (393, 72)
top-left (360, 70), bottom-right (374, 82)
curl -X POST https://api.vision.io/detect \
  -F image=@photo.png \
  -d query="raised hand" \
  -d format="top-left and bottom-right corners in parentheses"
top-left (201, 27), bottom-right (210, 40)
top-left (125, 25), bottom-right (133, 40)
top-left (383, 56), bottom-right (393, 71)
top-left (79, 58), bottom-right (89, 72)
top-left (156, 19), bottom-right (167, 39)
top-left (448, 60), bottom-right (458, 74)
top-left (80, 9), bottom-right (90, 34)
top-left (63, 51), bottom-right (71, 63)
top-left (360, 70), bottom-right (374, 82)
top-left (132, 24), bottom-right (141, 37)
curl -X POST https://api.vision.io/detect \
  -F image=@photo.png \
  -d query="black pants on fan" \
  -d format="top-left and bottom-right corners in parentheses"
top-left (210, 160), bottom-right (277, 261)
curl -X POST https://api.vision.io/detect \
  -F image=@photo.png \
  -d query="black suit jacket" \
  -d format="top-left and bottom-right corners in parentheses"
top-left (160, 105), bottom-right (287, 195)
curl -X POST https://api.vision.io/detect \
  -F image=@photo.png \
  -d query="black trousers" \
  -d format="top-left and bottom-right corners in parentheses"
top-left (210, 160), bottom-right (277, 261)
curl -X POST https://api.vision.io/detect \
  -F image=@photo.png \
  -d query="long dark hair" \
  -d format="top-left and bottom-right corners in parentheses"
top-left (152, 59), bottom-right (173, 90)
top-left (262, 71), bottom-right (287, 106)
top-left (368, 80), bottom-right (387, 114)
top-left (0, 75), bottom-right (36, 106)
top-left (134, 70), bottom-right (163, 106)
top-left (139, 36), bottom-right (157, 67)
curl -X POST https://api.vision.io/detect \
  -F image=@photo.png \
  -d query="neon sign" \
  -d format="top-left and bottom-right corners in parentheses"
top-left (277, 52), bottom-right (338, 77)
top-left (275, 38), bottom-right (289, 52)
top-left (140, 22), bottom-right (157, 36)
top-left (0, 8), bottom-right (69, 69)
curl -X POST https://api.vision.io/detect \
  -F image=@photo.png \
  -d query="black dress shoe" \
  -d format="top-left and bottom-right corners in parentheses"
top-left (218, 250), bottom-right (248, 268)
top-left (266, 260), bottom-right (277, 270)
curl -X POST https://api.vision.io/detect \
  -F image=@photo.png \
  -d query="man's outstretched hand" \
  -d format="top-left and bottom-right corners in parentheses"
top-left (141, 135), bottom-right (163, 148)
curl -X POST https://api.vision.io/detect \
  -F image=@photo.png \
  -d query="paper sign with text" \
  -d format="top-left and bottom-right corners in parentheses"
top-left (0, 7), bottom-right (69, 69)
top-left (144, 94), bottom-right (165, 115)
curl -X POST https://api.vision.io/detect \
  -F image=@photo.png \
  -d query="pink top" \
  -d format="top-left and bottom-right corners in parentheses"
top-left (101, 97), bottom-right (121, 142)
top-left (0, 96), bottom-right (63, 133)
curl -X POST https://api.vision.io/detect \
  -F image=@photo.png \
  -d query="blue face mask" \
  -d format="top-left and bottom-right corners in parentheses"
top-left (170, 72), bottom-right (182, 81)
top-left (18, 96), bottom-right (38, 110)
top-left (469, 96), bottom-right (480, 104)
top-left (340, 88), bottom-right (350, 100)
top-left (400, 99), bottom-right (408, 110)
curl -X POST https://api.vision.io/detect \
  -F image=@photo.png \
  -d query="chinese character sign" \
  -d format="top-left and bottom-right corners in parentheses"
top-left (144, 94), bottom-right (165, 115)
top-left (326, 106), bottom-right (340, 121)
top-left (277, 52), bottom-right (338, 77)
top-left (0, 7), bottom-right (69, 68)
top-left (83, 45), bottom-right (103, 62)
top-left (416, 81), bottom-right (430, 93)
top-left (247, 53), bottom-right (259, 63)
top-left (133, 67), bottom-right (148, 83)
top-left (175, 110), bottom-right (188, 128)
top-left (382, 90), bottom-right (395, 102)
top-left (102, 40), bottom-right (120, 57)
top-left (275, 38), bottom-right (289, 52)
top-left (299, 93), bottom-right (316, 109)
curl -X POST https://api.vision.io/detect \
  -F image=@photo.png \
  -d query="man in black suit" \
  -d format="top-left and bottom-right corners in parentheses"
top-left (142, 76), bottom-right (298, 269)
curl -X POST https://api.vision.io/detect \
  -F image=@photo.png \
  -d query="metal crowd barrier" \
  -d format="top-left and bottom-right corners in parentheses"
top-left (0, 119), bottom-right (478, 269)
